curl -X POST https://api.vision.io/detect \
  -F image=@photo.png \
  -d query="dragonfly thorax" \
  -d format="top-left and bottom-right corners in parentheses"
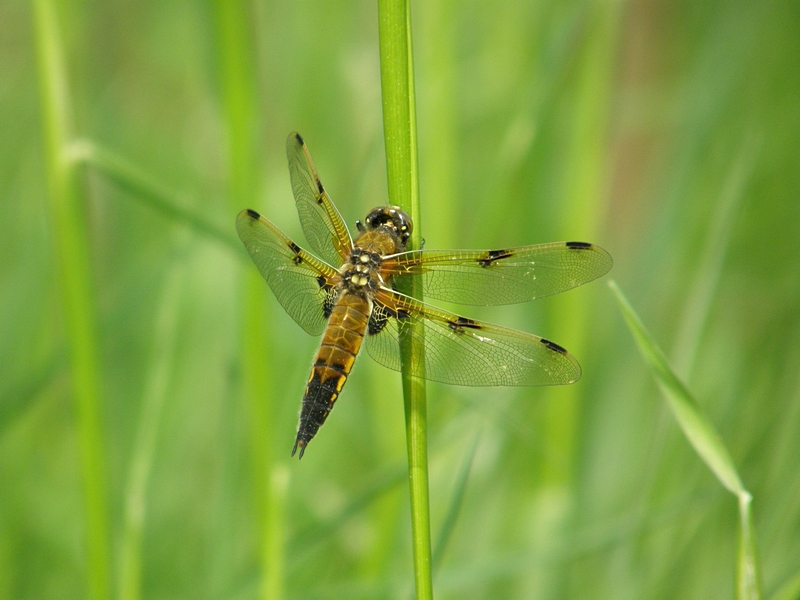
top-left (340, 248), bottom-right (382, 292)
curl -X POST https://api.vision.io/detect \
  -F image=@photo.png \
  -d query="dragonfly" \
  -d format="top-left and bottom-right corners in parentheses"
top-left (237, 133), bottom-right (613, 458)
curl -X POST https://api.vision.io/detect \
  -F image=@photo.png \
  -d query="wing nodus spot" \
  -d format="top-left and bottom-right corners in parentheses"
top-left (449, 316), bottom-right (481, 334)
top-left (540, 338), bottom-right (567, 354)
top-left (479, 249), bottom-right (514, 267)
top-left (566, 241), bottom-right (592, 250)
top-left (316, 179), bottom-right (325, 202)
top-left (288, 240), bottom-right (303, 264)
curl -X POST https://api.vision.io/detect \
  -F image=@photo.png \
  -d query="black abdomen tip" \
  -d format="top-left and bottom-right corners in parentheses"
top-left (292, 438), bottom-right (307, 459)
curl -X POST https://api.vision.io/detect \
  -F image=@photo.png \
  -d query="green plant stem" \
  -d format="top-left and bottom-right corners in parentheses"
top-left (32, 2), bottom-right (109, 599)
top-left (543, 0), bottom-right (621, 489)
top-left (378, 1), bottom-right (432, 598)
top-left (432, 434), bottom-right (479, 571)
top-left (119, 258), bottom-right (183, 600)
top-left (213, 2), bottom-right (283, 598)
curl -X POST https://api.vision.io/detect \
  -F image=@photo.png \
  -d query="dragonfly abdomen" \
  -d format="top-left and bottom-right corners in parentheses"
top-left (293, 293), bottom-right (371, 458)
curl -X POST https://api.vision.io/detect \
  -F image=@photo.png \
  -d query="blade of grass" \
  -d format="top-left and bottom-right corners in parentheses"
top-left (544, 0), bottom-right (622, 487)
top-left (671, 132), bottom-right (761, 379)
top-left (769, 569), bottom-right (800, 600)
top-left (377, 1), bottom-right (432, 598)
top-left (432, 434), bottom-right (479, 572)
top-left (67, 140), bottom-right (242, 253)
top-left (212, 2), bottom-right (281, 599)
top-left (535, 9), bottom-right (622, 595)
top-left (0, 348), bottom-right (66, 435)
top-left (32, 2), bottom-right (109, 598)
top-left (226, 465), bottom-right (406, 598)
top-left (609, 280), bottom-right (762, 600)
top-left (119, 252), bottom-right (184, 600)
top-left (288, 464), bottom-right (407, 559)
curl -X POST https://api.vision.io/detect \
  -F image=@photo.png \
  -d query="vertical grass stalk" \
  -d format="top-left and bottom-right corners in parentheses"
top-left (544, 0), bottom-right (621, 488)
top-left (213, 2), bottom-right (283, 598)
top-left (119, 260), bottom-right (183, 600)
top-left (377, 1), bottom-right (432, 598)
top-left (32, 1), bottom-right (109, 598)
top-left (671, 134), bottom-right (760, 379)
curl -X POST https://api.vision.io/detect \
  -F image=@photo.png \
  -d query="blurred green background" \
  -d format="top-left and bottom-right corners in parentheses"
top-left (2, 0), bottom-right (799, 598)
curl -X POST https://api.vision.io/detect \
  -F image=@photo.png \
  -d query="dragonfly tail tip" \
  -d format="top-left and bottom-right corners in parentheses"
top-left (292, 438), bottom-right (307, 459)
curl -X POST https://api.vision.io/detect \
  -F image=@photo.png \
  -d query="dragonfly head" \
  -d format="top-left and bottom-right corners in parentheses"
top-left (364, 206), bottom-right (413, 249)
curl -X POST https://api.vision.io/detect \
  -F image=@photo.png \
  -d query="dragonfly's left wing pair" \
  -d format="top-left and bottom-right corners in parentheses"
top-left (286, 132), bottom-right (352, 267)
top-left (236, 209), bottom-right (338, 336)
top-left (236, 133), bottom-right (353, 334)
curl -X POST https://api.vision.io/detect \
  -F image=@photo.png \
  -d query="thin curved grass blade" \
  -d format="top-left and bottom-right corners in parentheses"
top-left (609, 280), bottom-right (761, 600)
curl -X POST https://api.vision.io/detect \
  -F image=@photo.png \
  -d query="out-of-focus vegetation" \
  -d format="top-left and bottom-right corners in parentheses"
top-left (1, 0), bottom-right (799, 599)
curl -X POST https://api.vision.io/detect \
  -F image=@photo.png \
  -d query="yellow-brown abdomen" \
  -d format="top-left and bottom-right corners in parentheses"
top-left (293, 293), bottom-right (371, 458)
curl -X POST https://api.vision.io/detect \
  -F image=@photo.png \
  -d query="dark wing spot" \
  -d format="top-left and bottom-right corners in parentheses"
top-left (246, 208), bottom-right (261, 219)
top-left (454, 316), bottom-right (481, 329)
top-left (566, 241), bottom-right (592, 250)
top-left (368, 304), bottom-right (389, 334)
top-left (448, 316), bottom-right (481, 334)
top-left (294, 132), bottom-right (305, 146)
top-left (540, 338), bottom-right (567, 354)
top-left (316, 275), bottom-right (330, 289)
top-left (288, 241), bottom-right (303, 264)
top-left (479, 249), bottom-right (514, 267)
top-left (383, 306), bottom-right (411, 321)
top-left (488, 249), bottom-right (514, 260)
top-left (316, 179), bottom-right (325, 202)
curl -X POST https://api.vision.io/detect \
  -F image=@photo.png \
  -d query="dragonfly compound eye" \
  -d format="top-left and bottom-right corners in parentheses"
top-left (363, 206), bottom-right (414, 248)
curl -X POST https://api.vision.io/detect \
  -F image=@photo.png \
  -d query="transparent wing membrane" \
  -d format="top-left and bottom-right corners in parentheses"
top-left (236, 209), bottom-right (339, 336)
top-left (365, 287), bottom-right (581, 387)
top-left (286, 132), bottom-right (353, 267)
top-left (382, 242), bottom-right (612, 306)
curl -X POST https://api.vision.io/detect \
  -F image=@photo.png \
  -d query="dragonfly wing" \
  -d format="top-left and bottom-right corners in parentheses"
top-left (236, 209), bottom-right (339, 336)
top-left (286, 132), bottom-right (353, 267)
top-left (364, 287), bottom-right (581, 387)
top-left (382, 242), bottom-right (612, 305)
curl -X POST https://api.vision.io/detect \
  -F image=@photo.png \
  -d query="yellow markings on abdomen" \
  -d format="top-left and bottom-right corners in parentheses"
top-left (293, 292), bottom-right (372, 458)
